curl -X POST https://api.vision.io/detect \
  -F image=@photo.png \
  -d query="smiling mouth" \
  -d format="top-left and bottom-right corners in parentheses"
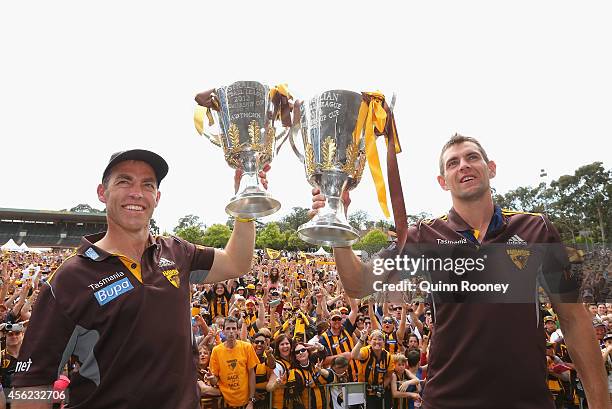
top-left (122, 204), bottom-right (145, 211)
top-left (460, 175), bottom-right (476, 183)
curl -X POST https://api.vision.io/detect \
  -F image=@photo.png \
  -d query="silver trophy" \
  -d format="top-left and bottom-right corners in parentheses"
top-left (197, 81), bottom-right (289, 218)
top-left (290, 90), bottom-right (367, 246)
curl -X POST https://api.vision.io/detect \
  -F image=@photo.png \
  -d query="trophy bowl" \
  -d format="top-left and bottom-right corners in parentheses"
top-left (290, 90), bottom-right (367, 246)
top-left (196, 81), bottom-right (289, 218)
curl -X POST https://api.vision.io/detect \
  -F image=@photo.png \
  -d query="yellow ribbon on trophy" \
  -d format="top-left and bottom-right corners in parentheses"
top-left (353, 91), bottom-right (401, 218)
top-left (193, 89), bottom-right (221, 135)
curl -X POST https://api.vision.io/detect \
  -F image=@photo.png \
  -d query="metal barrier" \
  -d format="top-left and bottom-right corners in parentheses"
top-left (266, 381), bottom-right (368, 409)
top-left (325, 382), bottom-right (367, 409)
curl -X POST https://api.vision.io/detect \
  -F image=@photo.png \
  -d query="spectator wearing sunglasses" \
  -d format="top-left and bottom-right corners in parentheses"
top-left (252, 332), bottom-right (275, 409)
top-left (285, 343), bottom-right (330, 409)
top-left (370, 306), bottom-right (408, 355)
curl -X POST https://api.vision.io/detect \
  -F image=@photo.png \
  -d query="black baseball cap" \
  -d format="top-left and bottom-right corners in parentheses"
top-left (102, 149), bottom-right (169, 186)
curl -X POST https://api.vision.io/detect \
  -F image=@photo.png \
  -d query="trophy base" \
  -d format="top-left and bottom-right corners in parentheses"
top-left (297, 220), bottom-right (360, 247)
top-left (225, 191), bottom-right (281, 219)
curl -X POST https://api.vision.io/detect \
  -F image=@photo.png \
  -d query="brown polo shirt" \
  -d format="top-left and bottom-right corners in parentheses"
top-left (377, 206), bottom-right (578, 409)
top-left (12, 233), bottom-right (215, 409)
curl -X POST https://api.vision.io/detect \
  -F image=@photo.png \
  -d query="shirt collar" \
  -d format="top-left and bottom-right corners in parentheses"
top-left (77, 232), bottom-right (158, 262)
top-left (447, 204), bottom-right (505, 235)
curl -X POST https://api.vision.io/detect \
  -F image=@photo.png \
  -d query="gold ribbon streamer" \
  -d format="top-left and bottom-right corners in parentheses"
top-left (193, 89), bottom-right (220, 135)
top-left (353, 91), bottom-right (399, 218)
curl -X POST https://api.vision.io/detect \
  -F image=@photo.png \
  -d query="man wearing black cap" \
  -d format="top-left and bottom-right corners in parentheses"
top-left (12, 149), bottom-right (265, 409)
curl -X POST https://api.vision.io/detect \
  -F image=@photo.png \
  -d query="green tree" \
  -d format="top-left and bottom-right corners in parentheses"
top-left (202, 224), bottom-right (232, 248)
top-left (256, 222), bottom-right (286, 249)
top-left (353, 229), bottom-right (389, 255)
top-left (174, 225), bottom-right (206, 245)
top-left (348, 210), bottom-right (370, 231)
top-left (149, 218), bottom-right (160, 235)
top-left (550, 162), bottom-right (611, 244)
top-left (174, 214), bottom-right (204, 233)
top-left (278, 207), bottom-right (311, 232)
top-left (285, 230), bottom-right (309, 251)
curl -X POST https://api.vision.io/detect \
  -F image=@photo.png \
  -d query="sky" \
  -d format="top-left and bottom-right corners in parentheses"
top-left (2, 1), bottom-right (611, 233)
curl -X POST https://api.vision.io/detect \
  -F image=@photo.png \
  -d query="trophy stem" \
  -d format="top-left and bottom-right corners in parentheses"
top-left (225, 151), bottom-right (281, 219)
top-left (298, 171), bottom-right (360, 247)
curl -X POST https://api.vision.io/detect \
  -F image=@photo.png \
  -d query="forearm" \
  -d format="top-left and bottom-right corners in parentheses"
top-left (249, 369), bottom-right (256, 399)
top-left (351, 338), bottom-right (364, 359)
top-left (555, 303), bottom-right (608, 407)
top-left (226, 221), bottom-right (256, 274)
top-left (332, 247), bottom-right (371, 298)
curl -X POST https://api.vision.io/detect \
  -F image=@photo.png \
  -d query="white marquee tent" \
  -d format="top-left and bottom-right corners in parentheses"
top-left (1, 239), bottom-right (22, 252)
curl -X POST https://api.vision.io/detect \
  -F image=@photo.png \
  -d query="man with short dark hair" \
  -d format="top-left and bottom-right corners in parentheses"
top-left (208, 317), bottom-right (259, 409)
top-left (12, 150), bottom-right (267, 409)
top-left (311, 134), bottom-right (608, 408)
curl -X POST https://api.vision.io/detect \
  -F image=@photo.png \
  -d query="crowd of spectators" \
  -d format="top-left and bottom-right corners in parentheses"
top-left (0, 245), bottom-right (610, 409)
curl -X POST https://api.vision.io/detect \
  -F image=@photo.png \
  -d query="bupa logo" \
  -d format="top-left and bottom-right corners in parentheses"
top-left (94, 277), bottom-right (134, 306)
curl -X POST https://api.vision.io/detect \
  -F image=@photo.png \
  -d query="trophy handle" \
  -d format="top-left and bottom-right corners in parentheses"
top-left (288, 100), bottom-right (305, 163)
top-left (200, 129), bottom-right (223, 147)
top-left (289, 122), bottom-right (305, 164)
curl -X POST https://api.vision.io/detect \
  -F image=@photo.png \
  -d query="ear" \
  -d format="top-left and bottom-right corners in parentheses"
top-left (436, 175), bottom-right (449, 191)
top-left (97, 184), bottom-right (107, 204)
top-left (487, 160), bottom-right (497, 179)
top-left (154, 190), bottom-right (161, 208)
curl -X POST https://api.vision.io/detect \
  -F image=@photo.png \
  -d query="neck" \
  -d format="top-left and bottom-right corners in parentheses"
top-left (7, 344), bottom-right (20, 357)
top-left (225, 339), bottom-right (236, 348)
top-left (95, 223), bottom-right (150, 261)
top-left (452, 194), bottom-right (495, 233)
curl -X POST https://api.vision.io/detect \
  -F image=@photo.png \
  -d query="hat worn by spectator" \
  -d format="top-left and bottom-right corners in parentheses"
top-left (245, 299), bottom-right (255, 306)
top-left (338, 307), bottom-right (349, 313)
top-left (543, 316), bottom-right (556, 324)
top-left (246, 284), bottom-right (256, 290)
top-left (592, 318), bottom-right (606, 328)
top-left (330, 309), bottom-right (342, 318)
top-left (603, 332), bottom-right (612, 342)
top-left (103, 149), bottom-right (169, 186)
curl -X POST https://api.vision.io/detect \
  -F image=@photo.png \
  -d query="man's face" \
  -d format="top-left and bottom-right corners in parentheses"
top-left (437, 142), bottom-right (496, 202)
top-left (545, 321), bottom-right (557, 333)
top-left (253, 336), bottom-right (266, 354)
top-left (382, 316), bottom-right (395, 333)
top-left (5, 331), bottom-right (24, 347)
top-left (408, 336), bottom-right (419, 350)
top-left (224, 322), bottom-right (238, 342)
top-left (392, 305), bottom-right (402, 318)
top-left (330, 315), bottom-right (343, 331)
top-left (598, 305), bottom-right (607, 316)
top-left (595, 326), bottom-right (606, 340)
top-left (332, 364), bottom-right (348, 382)
top-left (589, 305), bottom-right (598, 315)
top-left (97, 160), bottom-right (160, 234)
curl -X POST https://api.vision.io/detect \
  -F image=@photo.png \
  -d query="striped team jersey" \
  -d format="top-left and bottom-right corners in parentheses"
top-left (205, 291), bottom-right (231, 319)
top-left (270, 357), bottom-right (292, 409)
top-left (286, 364), bottom-right (329, 409)
top-left (318, 320), bottom-right (358, 381)
top-left (357, 346), bottom-right (394, 393)
top-left (383, 330), bottom-right (401, 354)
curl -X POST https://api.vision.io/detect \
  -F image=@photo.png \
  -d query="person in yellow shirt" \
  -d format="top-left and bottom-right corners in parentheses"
top-left (209, 317), bottom-right (259, 409)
